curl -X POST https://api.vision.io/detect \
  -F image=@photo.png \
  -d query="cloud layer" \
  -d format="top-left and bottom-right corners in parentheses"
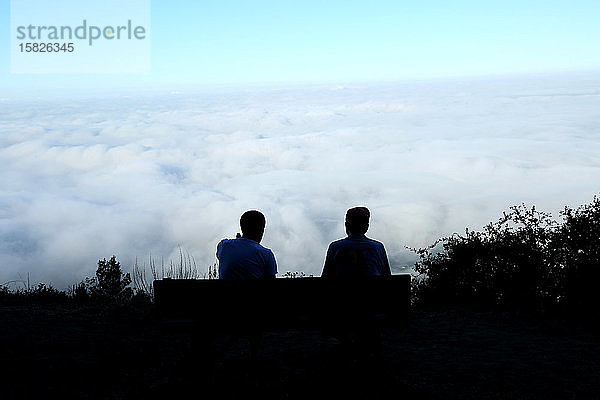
top-left (1, 74), bottom-right (599, 288)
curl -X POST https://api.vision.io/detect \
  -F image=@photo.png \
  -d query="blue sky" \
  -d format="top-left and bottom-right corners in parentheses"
top-left (1, 0), bottom-right (600, 93)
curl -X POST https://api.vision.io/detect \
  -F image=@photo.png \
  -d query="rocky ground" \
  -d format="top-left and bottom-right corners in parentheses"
top-left (1, 303), bottom-right (599, 399)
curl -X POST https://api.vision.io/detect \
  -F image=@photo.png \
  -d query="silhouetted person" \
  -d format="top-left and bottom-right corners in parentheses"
top-left (217, 210), bottom-right (277, 280)
top-left (214, 210), bottom-right (277, 361)
top-left (321, 206), bottom-right (391, 361)
top-left (322, 206), bottom-right (391, 278)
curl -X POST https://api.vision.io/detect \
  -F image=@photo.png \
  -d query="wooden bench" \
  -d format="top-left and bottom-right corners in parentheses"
top-left (153, 275), bottom-right (411, 333)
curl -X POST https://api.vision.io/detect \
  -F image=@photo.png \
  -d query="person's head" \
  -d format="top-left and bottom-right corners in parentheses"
top-left (345, 206), bottom-right (370, 236)
top-left (240, 210), bottom-right (266, 242)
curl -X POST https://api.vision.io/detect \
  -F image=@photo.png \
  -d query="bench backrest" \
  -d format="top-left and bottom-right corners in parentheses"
top-left (153, 275), bottom-right (410, 330)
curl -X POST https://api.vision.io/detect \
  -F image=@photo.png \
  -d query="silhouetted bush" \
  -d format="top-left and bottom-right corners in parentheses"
top-left (26, 283), bottom-right (69, 302)
top-left (282, 271), bottom-right (312, 278)
top-left (1, 256), bottom-right (141, 307)
top-left (0, 282), bottom-right (69, 304)
top-left (551, 196), bottom-right (600, 318)
top-left (70, 281), bottom-right (90, 303)
top-left (412, 196), bottom-right (600, 320)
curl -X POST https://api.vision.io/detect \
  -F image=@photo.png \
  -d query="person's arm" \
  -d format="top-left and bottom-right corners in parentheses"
top-left (321, 244), bottom-right (335, 278)
top-left (380, 243), bottom-right (392, 276)
top-left (263, 250), bottom-right (277, 279)
top-left (216, 240), bottom-right (225, 279)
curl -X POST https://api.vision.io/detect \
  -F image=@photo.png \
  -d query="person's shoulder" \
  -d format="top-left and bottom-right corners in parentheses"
top-left (218, 238), bottom-right (236, 247)
top-left (364, 236), bottom-right (386, 248)
top-left (328, 237), bottom-right (349, 248)
top-left (255, 241), bottom-right (274, 255)
top-left (241, 238), bottom-right (270, 252)
top-left (251, 241), bottom-right (276, 262)
top-left (218, 237), bottom-right (253, 252)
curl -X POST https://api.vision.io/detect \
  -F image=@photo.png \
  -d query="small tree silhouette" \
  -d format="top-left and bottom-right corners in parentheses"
top-left (92, 255), bottom-right (132, 301)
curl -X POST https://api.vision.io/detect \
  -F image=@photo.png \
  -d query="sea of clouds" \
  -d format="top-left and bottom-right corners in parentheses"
top-left (1, 73), bottom-right (599, 289)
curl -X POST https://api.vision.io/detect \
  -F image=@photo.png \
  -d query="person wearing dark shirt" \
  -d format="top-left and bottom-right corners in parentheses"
top-left (322, 206), bottom-right (391, 278)
top-left (321, 206), bottom-right (391, 361)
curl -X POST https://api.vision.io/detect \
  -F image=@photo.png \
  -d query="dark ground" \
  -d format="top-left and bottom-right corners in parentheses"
top-left (1, 303), bottom-right (599, 399)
